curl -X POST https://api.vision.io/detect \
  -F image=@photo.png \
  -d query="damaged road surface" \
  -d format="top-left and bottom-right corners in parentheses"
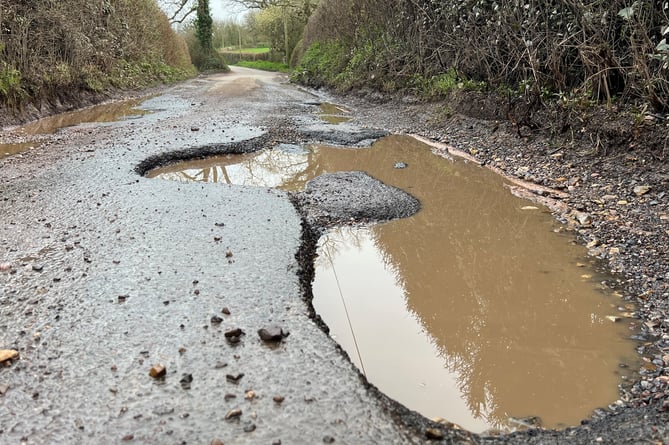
top-left (1, 67), bottom-right (668, 444)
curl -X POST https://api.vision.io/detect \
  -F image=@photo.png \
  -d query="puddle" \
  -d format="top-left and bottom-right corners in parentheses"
top-left (1, 98), bottom-right (149, 159)
top-left (0, 141), bottom-right (37, 158)
top-left (146, 135), bottom-right (639, 433)
top-left (319, 103), bottom-right (351, 124)
top-left (19, 98), bottom-right (149, 136)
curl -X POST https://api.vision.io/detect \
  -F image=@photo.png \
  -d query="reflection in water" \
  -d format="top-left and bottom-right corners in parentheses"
top-left (147, 147), bottom-right (312, 190)
top-left (319, 103), bottom-right (352, 124)
top-left (1, 98), bottom-right (149, 159)
top-left (19, 98), bottom-right (149, 136)
top-left (146, 135), bottom-right (638, 433)
top-left (0, 142), bottom-right (36, 159)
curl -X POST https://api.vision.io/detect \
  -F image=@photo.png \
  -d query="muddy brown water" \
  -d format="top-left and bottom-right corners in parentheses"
top-left (147, 135), bottom-right (639, 433)
top-left (319, 103), bottom-right (352, 124)
top-left (0, 98), bottom-right (148, 159)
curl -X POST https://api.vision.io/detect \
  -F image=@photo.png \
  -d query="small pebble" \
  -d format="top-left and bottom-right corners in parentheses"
top-left (226, 373), bottom-right (244, 384)
top-left (425, 428), bottom-right (444, 440)
top-left (258, 325), bottom-right (288, 343)
top-left (243, 423), bottom-right (256, 433)
top-left (149, 364), bottom-right (166, 379)
top-left (0, 350), bottom-right (19, 363)
top-left (273, 395), bottom-right (285, 404)
top-left (225, 408), bottom-right (242, 420)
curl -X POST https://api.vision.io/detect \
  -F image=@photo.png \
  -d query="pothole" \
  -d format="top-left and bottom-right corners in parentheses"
top-left (143, 134), bottom-right (640, 434)
top-left (1, 97), bottom-right (150, 159)
top-left (318, 103), bottom-right (352, 124)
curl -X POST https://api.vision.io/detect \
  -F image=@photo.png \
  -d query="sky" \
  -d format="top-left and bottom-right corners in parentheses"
top-left (159, 0), bottom-right (248, 24)
top-left (210, 1), bottom-right (248, 21)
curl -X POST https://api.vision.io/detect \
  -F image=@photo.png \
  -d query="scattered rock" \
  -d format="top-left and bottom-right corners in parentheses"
top-left (118, 295), bottom-right (129, 303)
top-left (323, 436), bottom-right (335, 443)
top-left (243, 423), bottom-right (256, 433)
top-left (149, 364), bottom-right (166, 379)
top-left (225, 250), bottom-right (233, 258)
top-left (211, 440), bottom-right (224, 445)
top-left (258, 325), bottom-right (289, 343)
top-left (225, 328), bottom-right (245, 344)
top-left (191, 126), bottom-right (200, 132)
top-left (633, 185), bottom-right (651, 196)
top-left (32, 263), bottom-right (44, 272)
top-left (425, 428), bottom-right (444, 440)
top-left (0, 350), bottom-right (19, 363)
top-left (211, 315), bottom-right (223, 324)
top-left (226, 373), bottom-right (244, 384)
top-left (0, 384), bottom-right (9, 395)
top-left (180, 373), bottom-right (193, 389)
top-left (225, 408), bottom-right (242, 420)
top-left (0, 262), bottom-right (12, 271)
top-left (222, 307), bottom-right (231, 315)
top-left (273, 395), bottom-right (285, 404)
top-left (394, 162), bottom-right (408, 169)
top-left (121, 434), bottom-right (134, 441)
top-left (575, 212), bottom-right (592, 227)
top-left (245, 390), bottom-right (256, 400)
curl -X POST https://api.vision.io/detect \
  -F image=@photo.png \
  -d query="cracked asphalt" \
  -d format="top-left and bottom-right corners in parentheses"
top-left (1, 67), bottom-right (668, 444)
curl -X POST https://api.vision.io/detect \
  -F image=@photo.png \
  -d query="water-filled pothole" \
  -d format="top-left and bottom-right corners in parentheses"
top-left (1, 98), bottom-right (149, 159)
top-left (318, 103), bottom-right (352, 124)
top-left (145, 135), bottom-right (639, 433)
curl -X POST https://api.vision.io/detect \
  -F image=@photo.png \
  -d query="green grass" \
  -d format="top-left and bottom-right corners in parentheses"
top-left (222, 47), bottom-right (270, 54)
top-left (236, 60), bottom-right (290, 73)
top-left (241, 47), bottom-right (270, 54)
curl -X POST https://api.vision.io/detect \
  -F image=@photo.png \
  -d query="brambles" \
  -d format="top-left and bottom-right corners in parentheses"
top-left (297, 0), bottom-right (669, 112)
top-left (0, 0), bottom-right (195, 111)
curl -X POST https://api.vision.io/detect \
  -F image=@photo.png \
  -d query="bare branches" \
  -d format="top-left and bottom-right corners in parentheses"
top-left (160, 0), bottom-right (197, 24)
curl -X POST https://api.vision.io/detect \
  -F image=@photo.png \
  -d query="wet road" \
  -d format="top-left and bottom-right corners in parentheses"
top-left (2, 68), bottom-right (668, 444)
top-left (0, 68), bottom-right (425, 444)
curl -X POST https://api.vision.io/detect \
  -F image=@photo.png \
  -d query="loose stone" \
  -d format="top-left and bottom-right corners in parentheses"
top-left (225, 408), bottom-right (242, 420)
top-left (258, 325), bottom-right (289, 342)
top-left (180, 373), bottom-right (193, 389)
top-left (0, 350), bottom-right (19, 363)
top-left (211, 315), bottom-right (223, 324)
top-left (273, 395), bottom-right (285, 404)
top-left (243, 423), bottom-right (256, 433)
top-left (425, 428), bottom-right (444, 440)
top-left (226, 373), bottom-right (244, 384)
top-left (211, 440), bottom-right (224, 445)
top-left (149, 364), bottom-right (166, 378)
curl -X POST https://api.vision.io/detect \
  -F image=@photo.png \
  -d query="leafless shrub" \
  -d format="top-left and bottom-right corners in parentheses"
top-left (303, 0), bottom-right (669, 111)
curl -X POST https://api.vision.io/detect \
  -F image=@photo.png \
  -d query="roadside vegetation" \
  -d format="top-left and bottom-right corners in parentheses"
top-left (295, 1), bottom-right (668, 108)
top-left (292, 0), bottom-right (669, 156)
top-left (0, 0), bottom-right (197, 116)
top-left (236, 60), bottom-right (290, 72)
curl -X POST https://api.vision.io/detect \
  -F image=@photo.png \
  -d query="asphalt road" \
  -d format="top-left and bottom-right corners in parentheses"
top-left (0, 68), bottom-right (429, 444)
top-left (1, 68), bottom-right (668, 444)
